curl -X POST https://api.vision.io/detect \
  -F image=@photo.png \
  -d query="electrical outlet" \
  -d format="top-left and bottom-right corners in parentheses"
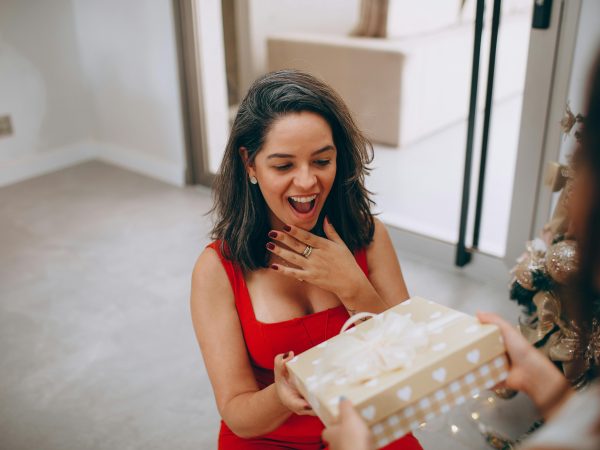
top-left (0, 115), bottom-right (13, 137)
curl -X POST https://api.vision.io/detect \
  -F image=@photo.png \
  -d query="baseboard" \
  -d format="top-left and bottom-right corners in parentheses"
top-left (385, 222), bottom-right (512, 285)
top-left (0, 141), bottom-right (186, 188)
top-left (0, 142), bottom-right (97, 188)
top-left (97, 143), bottom-right (186, 187)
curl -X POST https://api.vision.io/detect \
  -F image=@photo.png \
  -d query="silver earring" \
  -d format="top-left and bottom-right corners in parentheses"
top-left (249, 176), bottom-right (258, 185)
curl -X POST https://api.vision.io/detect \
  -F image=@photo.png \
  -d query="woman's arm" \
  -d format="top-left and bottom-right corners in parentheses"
top-left (190, 248), bottom-right (300, 438)
top-left (321, 217), bottom-right (409, 313)
top-left (356, 217), bottom-right (410, 309)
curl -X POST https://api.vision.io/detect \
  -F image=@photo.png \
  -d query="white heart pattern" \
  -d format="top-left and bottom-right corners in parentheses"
top-left (432, 367), bottom-right (447, 383)
top-left (361, 405), bottom-right (376, 420)
top-left (467, 349), bottom-right (480, 364)
top-left (396, 386), bottom-right (412, 401)
top-left (432, 342), bottom-right (447, 352)
top-left (306, 375), bottom-right (318, 384)
top-left (465, 324), bottom-right (480, 334)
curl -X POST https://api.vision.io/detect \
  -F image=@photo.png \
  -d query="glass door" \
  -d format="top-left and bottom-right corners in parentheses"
top-left (181, 0), bottom-right (585, 274)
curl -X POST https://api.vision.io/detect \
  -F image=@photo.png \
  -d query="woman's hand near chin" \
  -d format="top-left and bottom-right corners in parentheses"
top-left (266, 217), bottom-right (379, 309)
top-left (266, 217), bottom-right (410, 314)
top-left (273, 351), bottom-right (316, 416)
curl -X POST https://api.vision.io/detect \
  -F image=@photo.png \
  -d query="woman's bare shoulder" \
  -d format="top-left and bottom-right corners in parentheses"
top-left (191, 245), bottom-right (234, 309)
top-left (367, 217), bottom-right (394, 253)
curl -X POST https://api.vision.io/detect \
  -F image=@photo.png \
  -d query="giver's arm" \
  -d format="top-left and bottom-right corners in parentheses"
top-left (477, 312), bottom-right (573, 421)
top-left (190, 248), bottom-right (292, 438)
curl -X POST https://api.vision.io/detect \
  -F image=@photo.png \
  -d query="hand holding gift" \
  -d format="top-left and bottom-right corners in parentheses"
top-left (320, 307), bottom-right (576, 450)
top-left (322, 398), bottom-right (375, 450)
top-left (274, 351), bottom-right (317, 417)
top-left (477, 312), bottom-right (572, 420)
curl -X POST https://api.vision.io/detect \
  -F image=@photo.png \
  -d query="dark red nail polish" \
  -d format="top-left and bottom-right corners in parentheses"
top-left (266, 242), bottom-right (275, 250)
top-left (270, 264), bottom-right (278, 270)
top-left (283, 225), bottom-right (291, 232)
top-left (268, 231), bottom-right (277, 238)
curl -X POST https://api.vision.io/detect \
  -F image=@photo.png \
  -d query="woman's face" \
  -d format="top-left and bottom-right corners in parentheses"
top-left (246, 111), bottom-right (337, 231)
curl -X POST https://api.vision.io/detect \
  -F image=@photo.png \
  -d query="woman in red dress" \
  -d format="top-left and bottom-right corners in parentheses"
top-left (190, 70), bottom-right (422, 450)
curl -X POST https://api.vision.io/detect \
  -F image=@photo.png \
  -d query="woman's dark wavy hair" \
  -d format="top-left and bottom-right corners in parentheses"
top-left (210, 70), bottom-right (375, 271)
top-left (573, 50), bottom-right (600, 327)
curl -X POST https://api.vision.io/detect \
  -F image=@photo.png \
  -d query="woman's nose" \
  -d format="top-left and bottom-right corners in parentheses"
top-left (293, 167), bottom-right (317, 190)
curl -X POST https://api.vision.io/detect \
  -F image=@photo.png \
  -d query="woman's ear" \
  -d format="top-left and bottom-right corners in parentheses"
top-left (239, 147), bottom-right (256, 178)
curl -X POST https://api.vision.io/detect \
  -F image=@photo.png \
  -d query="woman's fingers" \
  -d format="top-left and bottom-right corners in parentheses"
top-left (323, 216), bottom-right (344, 245)
top-left (281, 224), bottom-right (326, 248)
top-left (274, 352), bottom-right (285, 370)
top-left (322, 423), bottom-right (340, 445)
top-left (337, 398), bottom-right (359, 421)
top-left (269, 229), bottom-right (313, 254)
top-left (477, 311), bottom-right (529, 352)
top-left (477, 311), bottom-right (519, 343)
top-left (274, 351), bottom-right (317, 416)
top-left (274, 351), bottom-right (294, 377)
top-left (287, 395), bottom-right (311, 411)
top-left (266, 242), bottom-right (308, 267)
top-left (323, 399), bottom-right (374, 450)
top-left (477, 311), bottom-right (511, 329)
top-left (270, 262), bottom-right (307, 281)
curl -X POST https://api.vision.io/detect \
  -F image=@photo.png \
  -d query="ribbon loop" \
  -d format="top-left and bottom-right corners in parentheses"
top-left (314, 312), bottom-right (430, 385)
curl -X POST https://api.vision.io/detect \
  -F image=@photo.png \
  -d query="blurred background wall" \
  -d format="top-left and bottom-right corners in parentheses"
top-left (0, 0), bottom-right (186, 186)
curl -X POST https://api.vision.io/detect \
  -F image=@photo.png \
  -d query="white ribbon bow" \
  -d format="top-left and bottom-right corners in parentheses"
top-left (314, 312), bottom-right (430, 386)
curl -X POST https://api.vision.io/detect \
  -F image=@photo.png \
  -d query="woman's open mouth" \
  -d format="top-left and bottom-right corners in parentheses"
top-left (288, 194), bottom-right (317, 214)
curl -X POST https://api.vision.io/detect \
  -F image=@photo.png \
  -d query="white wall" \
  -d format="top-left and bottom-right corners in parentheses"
top-left (0, 0), bottom-right (95, 163)
top-left (71, 0), bottom-right (186, 185)
top-left (0, 0), bottom-right (187, 187)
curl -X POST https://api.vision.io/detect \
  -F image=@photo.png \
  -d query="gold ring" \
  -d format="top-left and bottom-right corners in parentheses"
top-left (302, 245), bottom-right (313, 258)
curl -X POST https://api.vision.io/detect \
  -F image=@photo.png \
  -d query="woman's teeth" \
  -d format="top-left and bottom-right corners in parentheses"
top-left (290, 194), bottom-right (317, 203)
top-left (288, 195), bottom-right (317, 213)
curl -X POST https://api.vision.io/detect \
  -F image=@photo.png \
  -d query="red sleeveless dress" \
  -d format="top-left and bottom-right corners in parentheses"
top-left (208, 242), bottom-right (422, 450)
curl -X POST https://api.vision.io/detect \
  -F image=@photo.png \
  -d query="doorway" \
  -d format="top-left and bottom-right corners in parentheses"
top-left (176, 0), bottom-right (585, 276)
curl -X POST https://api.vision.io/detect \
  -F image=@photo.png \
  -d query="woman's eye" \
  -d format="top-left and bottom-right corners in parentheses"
top-left (315, 159), bottom-right (331, 166)
top-left (274, 164), bottom-right (292, 171)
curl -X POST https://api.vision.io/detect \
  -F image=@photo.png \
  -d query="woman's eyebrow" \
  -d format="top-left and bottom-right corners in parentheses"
top-left (266, 145), bottom-right (335, 160)
top-left (312, 145), bottom-right (335, 156)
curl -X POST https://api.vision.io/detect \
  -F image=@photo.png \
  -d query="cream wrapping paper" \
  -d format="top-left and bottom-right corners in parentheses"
top-left (286, 297), bottom-right (509, 448)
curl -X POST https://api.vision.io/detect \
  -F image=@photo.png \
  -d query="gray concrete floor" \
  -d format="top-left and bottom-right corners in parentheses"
top-left (0, 162), bottom-right (532, 450)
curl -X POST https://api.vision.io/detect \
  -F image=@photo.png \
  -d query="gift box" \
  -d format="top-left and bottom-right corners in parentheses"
top-left (286, 297), bottom-right (509, 448)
